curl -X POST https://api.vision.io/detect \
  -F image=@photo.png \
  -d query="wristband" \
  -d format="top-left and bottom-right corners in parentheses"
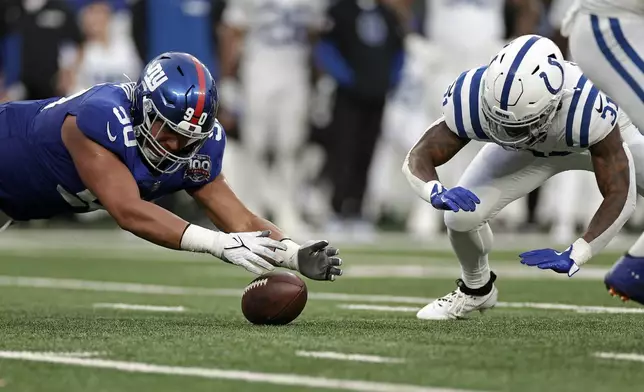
top-left (180, 224), bottom-right (222, 256)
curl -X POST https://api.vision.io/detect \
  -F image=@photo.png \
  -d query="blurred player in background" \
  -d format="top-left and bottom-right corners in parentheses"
top-left (0, 52), bottom-right (342, 283)
top-left (0, 0), bottom-right (83, 101)
top-left (315, 0), bottom-right (405, 238)
top-left (368, 0), bottom-right (438, 236)
top-left (563, 0), bottom-right (644, 304)
top-left (71, 0), bottom-right (141, 92)
top-left (403, 35), bottom-right (644, 319)
top-left (219, 0), bottom-right (327, 235)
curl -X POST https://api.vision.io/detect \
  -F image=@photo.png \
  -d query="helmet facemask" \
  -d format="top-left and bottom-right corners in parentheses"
top-left (481, 93), bottom-right (561, 151)
top-left (134, 97), bottom-right (213, 174)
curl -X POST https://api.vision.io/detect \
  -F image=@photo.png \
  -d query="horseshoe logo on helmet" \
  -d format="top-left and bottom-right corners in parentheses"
top-left (539, 57), bottom-right (564, 95)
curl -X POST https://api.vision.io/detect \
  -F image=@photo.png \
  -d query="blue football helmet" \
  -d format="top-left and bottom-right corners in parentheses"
top-left (132, 52), bottom-right (219, 174)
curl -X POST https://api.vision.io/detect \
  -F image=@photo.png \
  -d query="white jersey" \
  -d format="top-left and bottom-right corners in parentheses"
top-left (426, 0), bottom-right (505, 50)
top-left (73, 38), bottom-right (142, 92)
top-left (578, 0), bottom-right (644, 16)
top-left (441, 62), bottom-right (624, 156)
top-left (223, 0), bottom-right (326, 68)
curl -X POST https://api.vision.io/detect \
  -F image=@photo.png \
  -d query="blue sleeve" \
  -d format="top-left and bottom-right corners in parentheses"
top-left (314, 40), bottom-right (355, 87)
top-left (182, 121), bottom-right (227, 190)
top-left (74, 88), bottom-right (137, 162)
top-left (389, 49), bottom-right (405, 88)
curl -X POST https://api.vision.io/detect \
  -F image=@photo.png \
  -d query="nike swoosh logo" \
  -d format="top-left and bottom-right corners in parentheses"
top-left (106, 123), bottom-right (117, 142)
top-left (594, 95), bottom-right (603, 114)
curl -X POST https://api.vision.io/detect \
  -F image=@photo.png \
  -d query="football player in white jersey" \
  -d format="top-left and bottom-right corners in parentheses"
top-left (403, 35), bottom-right (644, 319)
top-left (563, 0), bottom-right (644, 304)
top-left (220, 0), bottom-right (326, 235)
top-left (423, 0), bottom-right (541, 233)
top-left (72, 1), bottom-right (141, 97)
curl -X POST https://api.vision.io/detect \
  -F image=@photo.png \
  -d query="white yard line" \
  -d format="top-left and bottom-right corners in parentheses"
top-left (594, 352), bottom-right (644, 362)
top-left (33, 352), bottom-right (104, 358)
top-left (1, 275), bottom-right (642, 315)
top-left (0, 351), bottom-right (480, 392)
top-left (295, 351), bottom-right (405, 364)
top-left (339, 302), bottom-right (644, 315)
top-left (496, 302), bottom-right (644, 314)
top-left (343, 265), bottom-right (609, 280)
top-left (93, 303), bottom-right (187, 312)
top-left (339, 305), bottom-right (421, 313)
top-left (0, 276), bottom-right (239, 296)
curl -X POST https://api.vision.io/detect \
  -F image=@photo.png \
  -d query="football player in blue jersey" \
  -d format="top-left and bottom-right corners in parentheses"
top-left (0, 52), bottom-right (342, 282)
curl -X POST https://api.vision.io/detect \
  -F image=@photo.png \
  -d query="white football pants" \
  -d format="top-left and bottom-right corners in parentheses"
top-left (445, 123), bottom-right (644, 289)
top-left (237, 67), bottom-right (310, 234)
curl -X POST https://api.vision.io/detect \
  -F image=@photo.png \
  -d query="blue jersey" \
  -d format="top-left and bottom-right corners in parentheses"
top-left (0, 83), bottom-right (226, 221)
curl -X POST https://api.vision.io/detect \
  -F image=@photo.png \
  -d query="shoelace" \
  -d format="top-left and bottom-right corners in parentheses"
top-left (447, 290), bottom-right (468, 317)
top-left (435, 288), bottom-right (470, 317)
top-left (437, 290), bottom-right (458, 305)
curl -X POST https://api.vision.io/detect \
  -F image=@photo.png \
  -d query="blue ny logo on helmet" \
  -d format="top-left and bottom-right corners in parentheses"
top-left (133, 52), bottom-right (220, 174)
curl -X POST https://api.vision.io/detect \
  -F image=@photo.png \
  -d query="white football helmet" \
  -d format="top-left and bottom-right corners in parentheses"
top-left (481, 35), bottom-right (565, 149)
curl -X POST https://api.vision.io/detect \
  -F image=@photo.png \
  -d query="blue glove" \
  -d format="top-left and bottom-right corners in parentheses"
top-left (429, 182), bottom-right (480, 212)
top-left (519, 246), bottom-right (580, 277)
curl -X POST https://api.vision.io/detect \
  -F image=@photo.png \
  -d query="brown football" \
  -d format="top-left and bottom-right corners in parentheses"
top-left (241, 271), bottom-right (308, 325)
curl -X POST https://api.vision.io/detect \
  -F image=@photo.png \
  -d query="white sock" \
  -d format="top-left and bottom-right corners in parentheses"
top-left (628, 232), bottom-right (644, 258)
top-left (448, 223), bottom-right (493, 289)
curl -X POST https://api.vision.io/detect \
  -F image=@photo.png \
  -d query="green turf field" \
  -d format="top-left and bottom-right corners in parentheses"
top-left (1, 236), bottom-right (643, 392)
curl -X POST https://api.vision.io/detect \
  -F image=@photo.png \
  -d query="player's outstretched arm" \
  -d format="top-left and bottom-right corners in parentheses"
top-left (402, 118), bottom-right (479, 212)
top-left (61, 116), bottom-right (189, 249)
top-left (190, 175), bottom-right (343, 281)
top-left (520, 125), bottom-right (636, 277)
top-left (585, 125), bottom-right (637, 255)
top-left (61, 116), bottom-right (285, 275)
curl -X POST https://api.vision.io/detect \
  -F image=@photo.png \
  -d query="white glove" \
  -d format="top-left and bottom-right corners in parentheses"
top-left (215, 230), bottom-right (287, 275)
top-left (181, 226), bottom-right (287, 275)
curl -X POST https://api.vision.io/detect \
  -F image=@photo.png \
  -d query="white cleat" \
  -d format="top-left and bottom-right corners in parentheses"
top-left (416, 277), bottom-right (498, 320)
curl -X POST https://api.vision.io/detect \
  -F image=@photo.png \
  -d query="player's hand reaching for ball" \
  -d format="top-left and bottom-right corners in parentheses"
top-left (200, 229), bottom-right (287, 275)
top-left (297, 240), bottom-right (343, 281)
top-left (181, 226), bottom-right (288, 275)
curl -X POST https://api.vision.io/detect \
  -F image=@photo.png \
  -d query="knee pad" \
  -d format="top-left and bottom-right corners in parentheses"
top-left (444, 209), bottom-right (487, 233)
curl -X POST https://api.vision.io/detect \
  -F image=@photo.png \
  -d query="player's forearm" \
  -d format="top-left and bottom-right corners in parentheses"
top-left (112, 200), bottom-right (189, 250)
top-left (581, 144), bottom-right (636, 260)
top-left (250, 216), bottom-right (287, 240)
top-left (403, 118), bottom-right (466, 202)
top-left (403, 147), bottom-right (439, 203)
top-left (404, 122), bottom-right (444, 185)
top-left (406, 144), bottom-right (440, 183)
top-left (228, 213), bottom-right (288, 241)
